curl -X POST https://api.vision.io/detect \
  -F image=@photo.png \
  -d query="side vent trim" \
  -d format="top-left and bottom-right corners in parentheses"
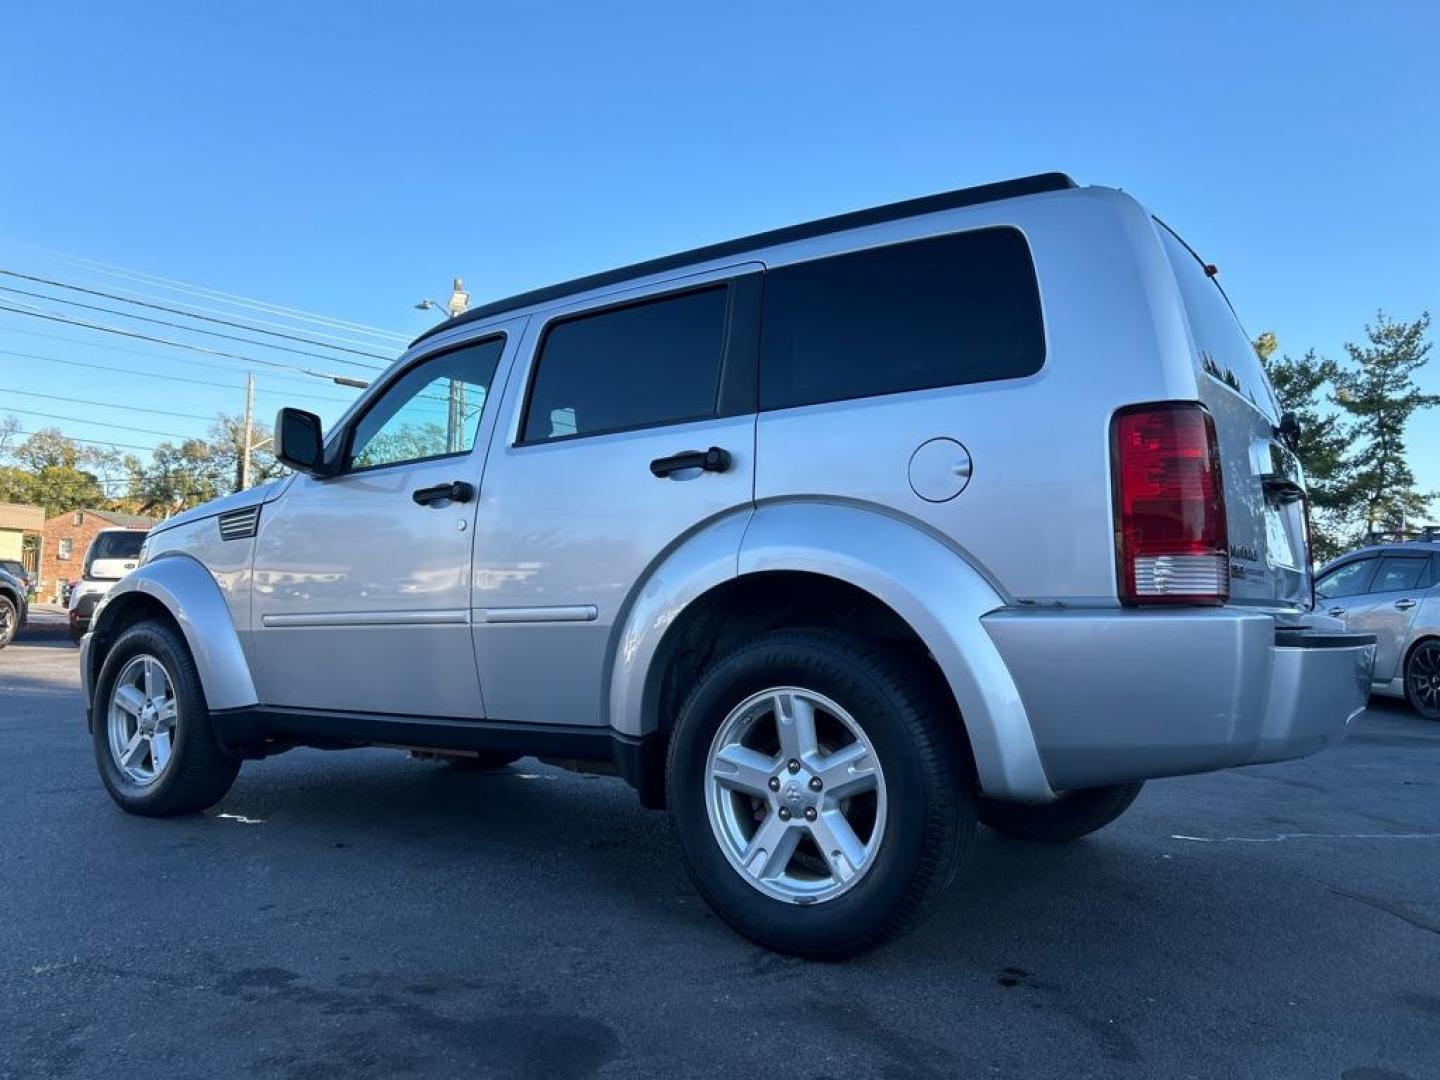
top-left (218, 505), bottom-right (261, 541)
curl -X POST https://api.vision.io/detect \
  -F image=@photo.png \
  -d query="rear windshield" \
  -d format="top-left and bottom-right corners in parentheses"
top-left (1157, 222), bottom-right (1278, 421)
top-left (89, 531), bottom-right (145, 561)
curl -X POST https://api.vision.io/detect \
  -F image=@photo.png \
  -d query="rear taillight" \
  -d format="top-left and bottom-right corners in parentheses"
top-left (1111, 402), bottom-right (1229, 605)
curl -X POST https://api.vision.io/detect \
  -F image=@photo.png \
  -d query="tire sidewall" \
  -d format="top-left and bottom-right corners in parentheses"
top-left (92, 621), bottom-right (210, 811)
top-left (668, 635), bottom-right (958, 953)
top-left (1406, 642), bottom-right (1440, 721)
top-left (0, 595), bottom-right (16, 648)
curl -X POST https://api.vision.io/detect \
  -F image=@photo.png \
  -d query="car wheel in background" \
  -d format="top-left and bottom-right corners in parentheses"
top-left (667, 629), bottom-right (974, 959)
top-left (92, 619), bottom-right (241, 816)
top-left (0, 596), bottom-right (16, 649)
top-left (1405, 639), bottom-right (1440, 721)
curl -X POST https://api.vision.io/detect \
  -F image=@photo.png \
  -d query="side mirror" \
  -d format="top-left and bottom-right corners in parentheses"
top-left (274, 408), bottom-right (328, 476)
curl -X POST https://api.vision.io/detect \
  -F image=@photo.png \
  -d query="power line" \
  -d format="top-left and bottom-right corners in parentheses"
top-left (4, 426), bottom-right (170, 455)
top-left (0, 329), bottom-right (363, 397)
top-left (0, 301), bottom-right (377, 381)
top-left (0, 385), bottom-right (217, 421)
top-left (0, 284), bottom-right (386, 370)
top-left (0, 404), bottom-right (199, 440)
top-left (0, 349), bottom-right (357, 405)
top-left (0, 268), bottom-right (396, 360)
top-left (0, 269), bottom-right (400, 361)
top-left (6, 241), bottom-right (411, 342)
top-left (2, 253), bottom-right (406, 352)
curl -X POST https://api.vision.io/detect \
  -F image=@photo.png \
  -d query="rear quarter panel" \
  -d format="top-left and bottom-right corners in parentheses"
top-left (755, 186), bottom-right (1191, 604)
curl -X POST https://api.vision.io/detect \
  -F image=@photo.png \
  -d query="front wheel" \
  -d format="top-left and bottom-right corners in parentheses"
top-left (92, 619), bottom-right (241, 816)
top-left (1405, 640), bottom-right (1440, 721)
top-left (979, 782), bottom-right (1144, 842)
top-left (0, 595), bottom-right (16, 649)
top-left (667, 629), bottom-right (974, 959)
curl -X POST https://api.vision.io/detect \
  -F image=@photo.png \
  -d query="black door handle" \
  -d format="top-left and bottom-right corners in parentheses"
top-left (412, 481), bottom-right (475, 506)
top-left (650, 446), bottom-right (731, 478)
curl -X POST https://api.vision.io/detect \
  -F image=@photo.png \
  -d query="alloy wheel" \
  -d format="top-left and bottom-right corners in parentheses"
top-left (704, 686), bottom-right (887, 904)
top-left (107, 654), bottom-right (179, 786)
top-left (1409, 642), bottom-right (1440, 718)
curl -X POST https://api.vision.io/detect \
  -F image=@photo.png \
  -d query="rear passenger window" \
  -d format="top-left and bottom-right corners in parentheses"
top-left (758, 227), bottom-right (1044, 411)
top-left (1371, 557), bottom-right (1431, 593)
top-left (521, 287), bottom-right (728, 442)
top-left (1316, 559), bottom-right (1376, 599)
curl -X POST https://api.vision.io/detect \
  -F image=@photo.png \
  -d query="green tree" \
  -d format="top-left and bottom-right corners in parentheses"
top-left (1256, 337), bottom-right (1356, 561)
top-left (206, 413), bottom-right (284, 491)
top-left (0, 426), bottom-right (108, 516)
top-left (128, 438), bottom-right (226, 515)
top-left (1330, 312), bottom-right (1437, 539)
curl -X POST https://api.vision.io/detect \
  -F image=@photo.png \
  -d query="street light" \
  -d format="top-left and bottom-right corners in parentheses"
top-left (414, 277), bottom-right (471, 320)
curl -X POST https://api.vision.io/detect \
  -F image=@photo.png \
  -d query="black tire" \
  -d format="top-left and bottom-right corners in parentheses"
top-left (979, 781), bottom-right (1143, 842)
top-left (437, 751), bottom-right (522, 771)
top-left (667, 629), bottom-right (974, 959)
top-left (1404, 639), bottom-right (1440, 721)
top-left (92, 619), bottom-right (241, 817)
top-left (0, 595), bottom-right (16, 649)
top-left (70, 623), bottom-right (86, 645)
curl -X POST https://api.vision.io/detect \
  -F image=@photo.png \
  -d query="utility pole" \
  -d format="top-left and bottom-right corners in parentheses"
top-left (414, 279), bottom-right (472, 451)
top-left (444, 279), bottom-right (469, 453)
top-left (240, 372), bottom-right (255, 491)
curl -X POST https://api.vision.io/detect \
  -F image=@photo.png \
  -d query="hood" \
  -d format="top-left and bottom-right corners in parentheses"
top-left (148, 478), bottom-right (291, 536)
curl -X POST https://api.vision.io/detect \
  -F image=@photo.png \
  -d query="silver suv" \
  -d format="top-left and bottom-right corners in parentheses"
top-left (81, 173), bottom-right (1377, 956)
top-left (1316, 541), bottom-right (1439, 719)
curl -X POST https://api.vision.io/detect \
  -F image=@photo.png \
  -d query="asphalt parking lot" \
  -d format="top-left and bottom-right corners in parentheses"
top-left (2, 618), bottom-right (1437, 1080)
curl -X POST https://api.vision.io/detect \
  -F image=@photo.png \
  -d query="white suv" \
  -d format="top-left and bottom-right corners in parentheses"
top-left (68, 527), bottom-right (147, 643)
top-left (81, 174), bottom-right (1376, 956)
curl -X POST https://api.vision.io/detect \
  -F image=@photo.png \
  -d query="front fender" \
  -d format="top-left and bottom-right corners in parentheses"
top-left (87, 553), bottom-right (258, 714)
top-left (738, 501), bottom-right (1055, 802)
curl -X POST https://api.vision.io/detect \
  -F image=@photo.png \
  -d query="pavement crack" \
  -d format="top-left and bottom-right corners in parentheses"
top-left (1329, 887), bottom-right (1440, 937)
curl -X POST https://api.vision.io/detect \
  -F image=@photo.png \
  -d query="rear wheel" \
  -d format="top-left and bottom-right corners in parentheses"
top-left (1405, 640), bottom-right (1440, 721)
top-left (979, 782), bottom-right (1143, 842)
top-left (0, 595), bottom-right (16, 648)
top-left (667, 629), bottom-right (973, 958)
top-left (92, 619), bottom-right (241, 816)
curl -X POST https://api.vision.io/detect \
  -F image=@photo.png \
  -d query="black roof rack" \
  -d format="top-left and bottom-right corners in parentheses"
top-left (411, 171), bottom-right (1077, 346)
top-left (1364, 525), bottom-right (1440, 546)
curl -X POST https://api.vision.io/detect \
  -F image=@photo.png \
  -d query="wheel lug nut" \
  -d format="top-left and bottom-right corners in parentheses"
top-left (787, 759), bottom-right (801, 774)
top-left (778, 807), bottom-right (792, 821)
top-left (768, 776), bottom-right (781, 791)
top-left (804, 807), bottom-right (817, 822)
top-left (808, 777), bottom-right (822, 792)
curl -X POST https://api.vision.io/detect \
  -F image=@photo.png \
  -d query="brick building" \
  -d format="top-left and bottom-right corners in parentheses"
top-left (39, 508), bottom-right (158, 602)
top-left (0, 501), bottom-right (45, 585)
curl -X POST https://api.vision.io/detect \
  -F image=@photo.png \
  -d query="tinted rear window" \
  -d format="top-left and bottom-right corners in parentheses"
top-left (1158, 223), bottom-right (1278, 421)
top-left (90, 531), bottom-right (145, 560)
top-left (758, 227), bottom-right (1044, 411)
top-left (1372, 556), bottom-right (1431, 592)
top-left (522, 286), bottom-right (728, 442)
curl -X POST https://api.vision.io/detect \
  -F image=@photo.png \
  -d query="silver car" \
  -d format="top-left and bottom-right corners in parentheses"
top-left (80, 172), bottom-right (1375, 956)
top-left (1317, 542), bottom-right (1440, 719)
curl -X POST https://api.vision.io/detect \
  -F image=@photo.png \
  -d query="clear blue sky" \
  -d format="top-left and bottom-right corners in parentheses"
top-left (2, 1), bottom-right (1436, 506)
